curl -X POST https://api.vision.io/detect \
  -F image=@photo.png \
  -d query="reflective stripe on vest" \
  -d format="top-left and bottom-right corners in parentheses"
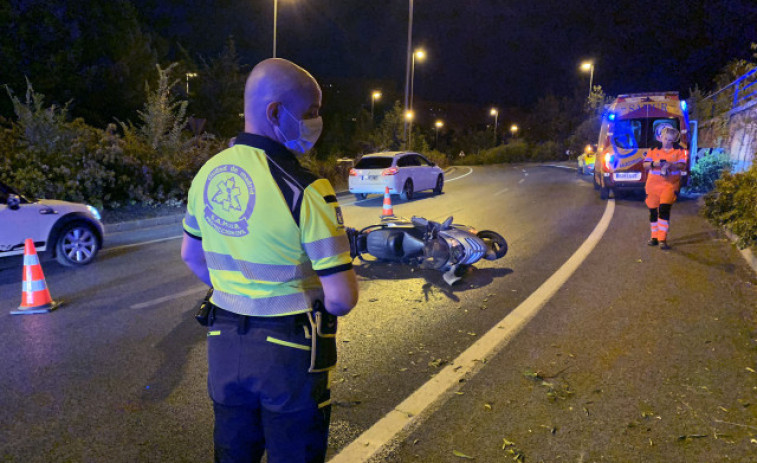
top-left (303, 236), bottom-right (350, 261)
top-left (204, 250), bottom-right (314, 282)
top-left (213, 288), bottom-right (324, 317)
top-left (650, 170), bottom-right (681, 176)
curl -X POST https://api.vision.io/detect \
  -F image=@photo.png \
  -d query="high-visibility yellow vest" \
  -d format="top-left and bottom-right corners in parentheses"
top-left (183, 133), bottom-right (352, 316)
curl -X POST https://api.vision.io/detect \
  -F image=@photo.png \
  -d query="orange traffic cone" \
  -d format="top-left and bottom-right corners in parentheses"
top-left (381, 186), bottom-right (395, 220)
top-left (11, 239), bottom-right (61, 315)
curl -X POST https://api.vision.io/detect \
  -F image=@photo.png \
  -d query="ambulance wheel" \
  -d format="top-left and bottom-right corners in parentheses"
top-left (55, 221), bottom-right (100, 267)
top-left (593, 173), bottom-right (600, 190)
top-left (599, 185), bottom-right (610, 200)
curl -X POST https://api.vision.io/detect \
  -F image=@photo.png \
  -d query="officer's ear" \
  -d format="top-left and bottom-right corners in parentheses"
top-left (266, 102), bottom-right (281, 126)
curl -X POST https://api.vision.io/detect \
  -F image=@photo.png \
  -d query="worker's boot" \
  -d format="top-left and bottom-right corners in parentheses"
top-left (647, 238), bottom-right (659, 246)
top-left (659, 241), bottom-right (671, 250)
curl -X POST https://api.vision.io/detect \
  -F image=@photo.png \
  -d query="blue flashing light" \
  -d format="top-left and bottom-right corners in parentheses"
top-left (680, 100), bottom-right (688, 112)
top-left (608, 112), bottom-right (616, 121)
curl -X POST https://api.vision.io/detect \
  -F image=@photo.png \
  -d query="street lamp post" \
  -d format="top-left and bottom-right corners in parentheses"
top-left (405, 110), bottom-right (415, 149)
top-left (434, 120), bottom-right (443, 148)
top-left (370, 91), bottom-right (382, 120)
top-left (410, 49), bottom-right (425, 111)
top-left (403, 0), bottom-right (414, 149)
top-left (273, 0), bottom-right (278, 58)
top-left (510, 124), bottom-right (519, 139)
top-left (186, 72), bottom-right (198, 94)
top-left (581, 61), bottom-right (594, 96)
top-left (490, 108), bottom-right (498, 146)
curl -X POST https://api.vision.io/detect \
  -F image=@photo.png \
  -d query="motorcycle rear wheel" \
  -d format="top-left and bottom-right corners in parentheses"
top-left (477, 230), bottom-right (508, 259)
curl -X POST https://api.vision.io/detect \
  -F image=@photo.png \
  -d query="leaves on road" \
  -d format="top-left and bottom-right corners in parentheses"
top-left (452, 449), bottom-right (475, 459)
top-left (501, 438), bottom-right (526, 461)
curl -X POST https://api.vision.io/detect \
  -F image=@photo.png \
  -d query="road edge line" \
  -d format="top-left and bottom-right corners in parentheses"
top-left (329, 199), bottom-right (616, 463)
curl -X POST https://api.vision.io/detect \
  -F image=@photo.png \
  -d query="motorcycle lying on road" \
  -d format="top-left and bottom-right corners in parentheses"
top-left (345, 216), bottom-right (508, 285)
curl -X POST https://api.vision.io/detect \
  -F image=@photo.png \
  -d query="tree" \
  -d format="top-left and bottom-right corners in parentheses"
top-left (190, 37), bottom-right (247, 138)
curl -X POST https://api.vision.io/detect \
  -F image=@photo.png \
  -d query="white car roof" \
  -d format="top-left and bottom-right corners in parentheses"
top-left (360, 151), bottom-right (418, 158)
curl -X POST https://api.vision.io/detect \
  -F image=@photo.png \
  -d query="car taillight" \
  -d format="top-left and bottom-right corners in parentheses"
top-left (349, 168), bottom-right (358, 176)
top-left (382, 167), bottom-right (399, 176)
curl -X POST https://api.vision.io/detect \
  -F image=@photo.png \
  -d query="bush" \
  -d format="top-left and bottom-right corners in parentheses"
top-left (687, 149), bottom-right (732, 193)
top-left (454, 140), bottom-right (529, 165)
top-left (702, 162), bottom-right (757, 249)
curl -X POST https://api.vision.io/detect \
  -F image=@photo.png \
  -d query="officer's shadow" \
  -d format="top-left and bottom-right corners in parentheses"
top-left (354, 260), bottom-right (513, 303)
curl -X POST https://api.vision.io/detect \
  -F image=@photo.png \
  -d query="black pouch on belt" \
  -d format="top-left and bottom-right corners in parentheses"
top-left (194, 288), bottom-right (214, 327)
top-left (306, 300), bottom-right (338, 373)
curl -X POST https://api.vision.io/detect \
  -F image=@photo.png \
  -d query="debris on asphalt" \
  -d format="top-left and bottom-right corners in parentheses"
top-left (452, 449), bottom-right (475, 459)
top-left (501, 438), bottom-right (525, 462)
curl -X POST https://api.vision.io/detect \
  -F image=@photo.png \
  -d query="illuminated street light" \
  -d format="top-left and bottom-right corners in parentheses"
top-left (510, 124), bottom-right (519, 138)
top-left (490, 108), bottom-right (498, 146)
top-left (186, 72), bottom-right (198, 94)
top-left (581, 61), bottom-right (595, 96)
top-left (434, 120), bottom-right (444, 147)
top-left (405, 110), bottom-right (414, 121)
top-left (370, 91), bottom-right (382, 120)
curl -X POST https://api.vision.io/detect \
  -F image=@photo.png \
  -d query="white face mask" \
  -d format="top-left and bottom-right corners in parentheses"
top-left (274, 105), bottom-right (323, 154)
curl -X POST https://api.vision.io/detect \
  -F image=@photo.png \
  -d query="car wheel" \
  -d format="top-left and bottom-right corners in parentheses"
top-left (400, 179), bottom-right (414, 201)
top-left (55, 221), bottom-right (99, 267)
top-left (433, 175), bottom-right (444, 195)
top-left (354, 193), bottom-right (367, 200)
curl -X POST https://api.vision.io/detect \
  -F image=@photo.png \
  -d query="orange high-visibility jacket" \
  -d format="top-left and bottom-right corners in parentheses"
top-left (644, 148), bottom-right (686, 188)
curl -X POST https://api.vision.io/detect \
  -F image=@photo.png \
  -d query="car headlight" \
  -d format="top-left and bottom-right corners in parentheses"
top-left (87, 205), bottom-right (102, 221)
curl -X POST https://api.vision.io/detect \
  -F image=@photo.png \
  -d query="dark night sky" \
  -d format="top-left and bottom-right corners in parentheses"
top-left (155, 0), bottom-right (757, 109)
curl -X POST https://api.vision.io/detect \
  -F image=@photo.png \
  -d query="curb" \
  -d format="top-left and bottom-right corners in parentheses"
top-left (696, 195), bottom-right (757, 276)
top-left (104, 214), bottom-right (184, 234)
top-left (724, 229), bottom-right (757, 276)
top-left (104, 166), bottom-right (456, 234)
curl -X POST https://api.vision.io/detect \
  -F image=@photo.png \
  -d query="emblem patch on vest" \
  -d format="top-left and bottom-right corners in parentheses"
top-left (203, 164), bottom-right (256, 237)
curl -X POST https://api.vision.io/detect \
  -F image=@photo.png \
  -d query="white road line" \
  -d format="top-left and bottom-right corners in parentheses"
top-left (493, 187), bottom-right (509, 196)
top-left (102, 235), bottom-right (182, 253)
top-left (130, 284), bottom-right (208, 309)
top-left (329, 199), bottom-right (616, 463)
top-left (543, 164), bottom-right (577, 170)
top-left (444, 166), bottom-right (473, 182)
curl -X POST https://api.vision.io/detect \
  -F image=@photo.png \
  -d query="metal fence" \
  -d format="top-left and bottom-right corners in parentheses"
top-left (705, 67), bottom-right (757, 117)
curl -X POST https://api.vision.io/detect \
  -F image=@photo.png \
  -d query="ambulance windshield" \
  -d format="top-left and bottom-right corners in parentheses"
top-left (613, 118), bottom-right (680, 149)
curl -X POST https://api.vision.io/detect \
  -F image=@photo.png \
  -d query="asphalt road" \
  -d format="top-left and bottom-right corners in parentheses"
top-left (0, 164), bottom-right (754, 462)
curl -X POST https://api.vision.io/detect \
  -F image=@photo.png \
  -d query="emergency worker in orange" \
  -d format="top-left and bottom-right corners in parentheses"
top-left (643, 124), bottom-right (686, 250)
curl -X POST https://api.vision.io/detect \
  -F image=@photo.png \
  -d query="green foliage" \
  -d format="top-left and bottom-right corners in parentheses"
top-left (191, 38), bottom-right (246, 137)
top-left (456, 140), bottom-right (529, 165)
top-left (687, 149), bottom-right (733, 193)
top-left (703, 163), bottom-right (757, 249)
top-left (1, 78), bottom-right (222, 210)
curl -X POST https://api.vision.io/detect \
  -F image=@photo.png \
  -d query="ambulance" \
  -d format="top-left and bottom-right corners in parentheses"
top-left (593, 92), bottom-right (691, 199)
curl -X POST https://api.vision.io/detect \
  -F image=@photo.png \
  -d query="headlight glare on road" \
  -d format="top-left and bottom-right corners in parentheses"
top-left (87, 205), bottom-right (102, 221)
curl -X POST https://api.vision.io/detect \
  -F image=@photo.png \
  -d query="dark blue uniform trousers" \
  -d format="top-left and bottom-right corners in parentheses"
top-left (207, 308), bottom-right (331, 463)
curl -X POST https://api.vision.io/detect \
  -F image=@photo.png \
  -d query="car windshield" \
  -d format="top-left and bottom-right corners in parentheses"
top-left (355, 157), bottom-right (393, 169)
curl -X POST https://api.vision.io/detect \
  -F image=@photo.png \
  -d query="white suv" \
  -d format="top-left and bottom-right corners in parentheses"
top-left (348, 152), bottom-right (445, 200)
top-left (0, 181), bottom-right (104, 266)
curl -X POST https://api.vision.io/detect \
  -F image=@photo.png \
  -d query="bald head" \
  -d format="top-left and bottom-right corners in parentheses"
top-left (244, 58), bottom-right (322, 140)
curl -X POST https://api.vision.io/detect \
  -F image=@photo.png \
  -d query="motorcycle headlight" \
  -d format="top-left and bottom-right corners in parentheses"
top-left (87, 205), bottom-right (102, 221)
top-left (447, 237), bottom-right (465, 262)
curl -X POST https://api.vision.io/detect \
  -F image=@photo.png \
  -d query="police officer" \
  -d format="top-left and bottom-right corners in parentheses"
top-left (181, 58), bottom-right (359, 463)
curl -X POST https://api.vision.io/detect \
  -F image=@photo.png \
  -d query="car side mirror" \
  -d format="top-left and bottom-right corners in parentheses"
top-left (7, 194), bottom-right (21, 210)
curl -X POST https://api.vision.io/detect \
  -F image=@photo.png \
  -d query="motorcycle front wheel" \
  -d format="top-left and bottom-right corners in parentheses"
top-left (477, 230), bottom-right (508, 260)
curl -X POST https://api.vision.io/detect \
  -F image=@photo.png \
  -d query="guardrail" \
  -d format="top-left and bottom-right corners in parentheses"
top-left (705, 68), bottom-right (757, 117)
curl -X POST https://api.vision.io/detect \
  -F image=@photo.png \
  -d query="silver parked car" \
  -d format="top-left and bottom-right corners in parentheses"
top-left (0, 181), bottom-right (104, 266)
top-left (348, 151), bottom-right (444, 200)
